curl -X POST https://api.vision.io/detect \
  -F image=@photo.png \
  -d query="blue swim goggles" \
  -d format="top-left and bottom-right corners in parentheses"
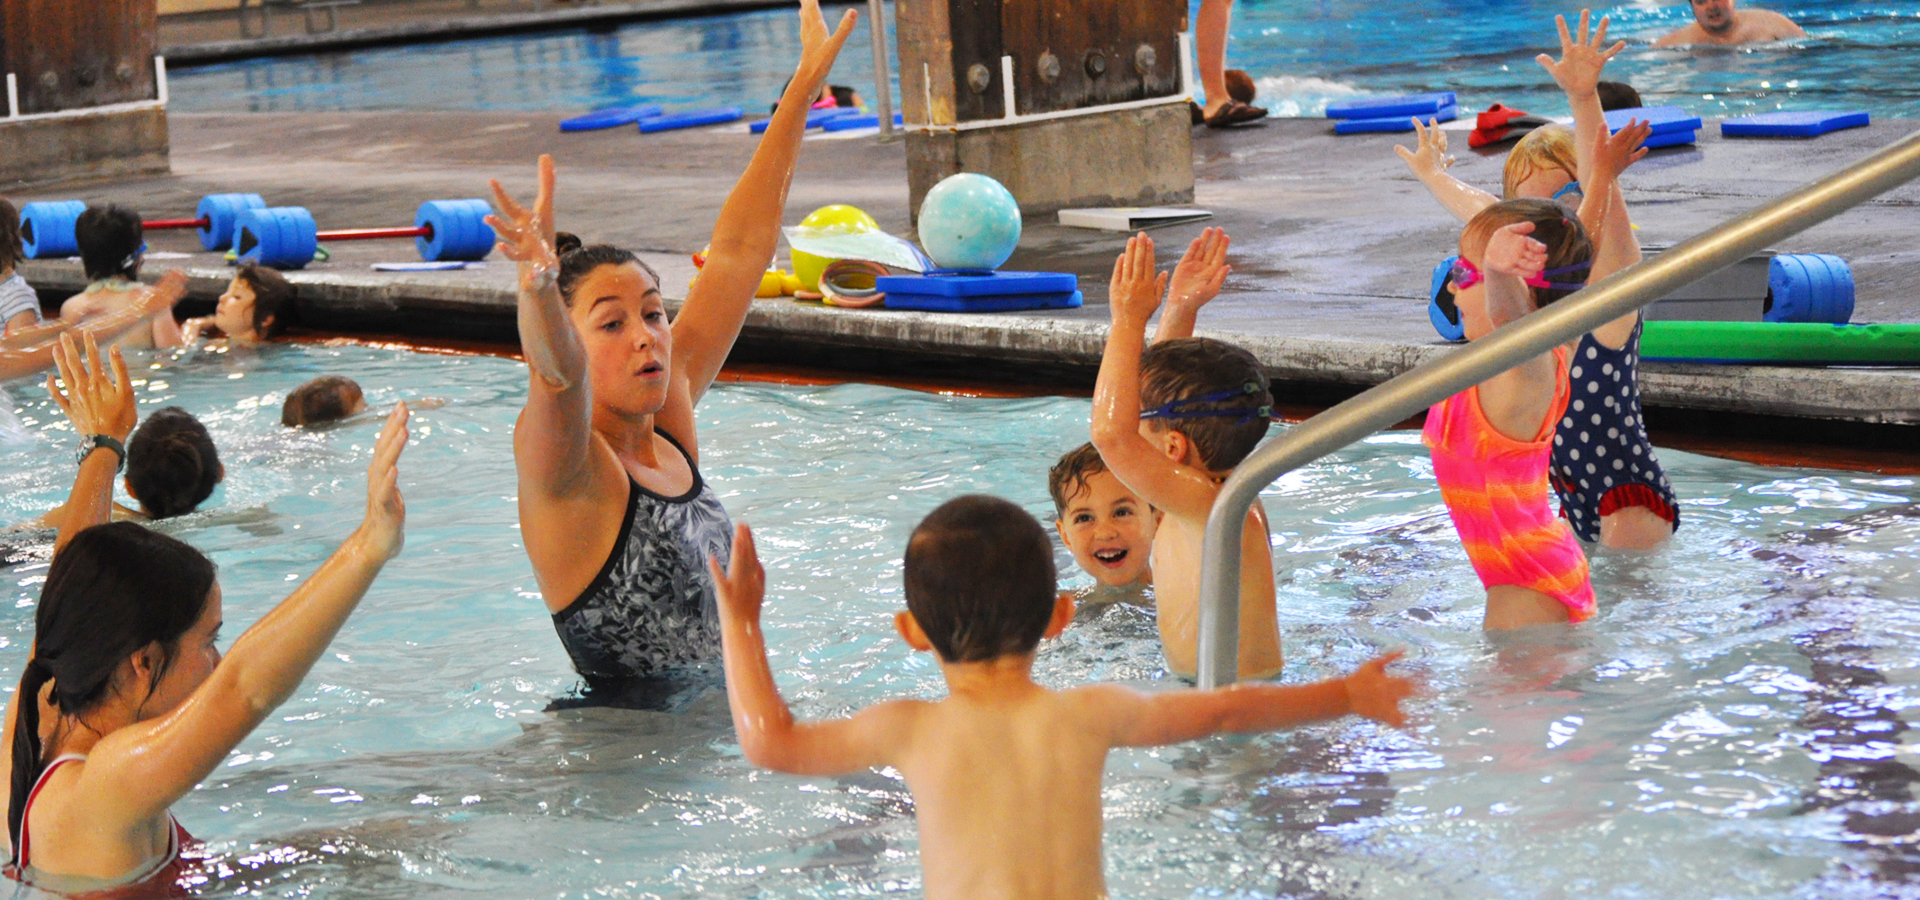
top-left (1552, 180), bottom-right (1584, 203)
top-left (1140, 382), bottom-right (1273, 425)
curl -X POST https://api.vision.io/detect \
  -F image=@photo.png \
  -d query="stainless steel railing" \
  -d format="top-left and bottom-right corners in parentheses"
top-left (1195, 126), bottom-right (1920, 689)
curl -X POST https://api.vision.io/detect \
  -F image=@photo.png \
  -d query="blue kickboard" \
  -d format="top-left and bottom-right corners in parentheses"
top-left (885, 290), bottom-right (1083, 313)
top-left (749, 106), bottom-right (861, 134)
top-left (1639, 128), bottom-right (1698, 149)
top-left (559, 104), bottom-right (663, 132)
top-left (1721, 110), bottom-right (1870, 138)
top-left (638, 106), bottom-right (744, 133)
top-left (1334, 105), bottom-right (1458, 134)
top-left (821, 112), bottom-right (905, 132)
top-left (874, 270), bottom-right (1079, 297)
top-left (1606, 106), bottom-right (1703, 136)
top-left (1324, 92), bottom-right (1457, 120)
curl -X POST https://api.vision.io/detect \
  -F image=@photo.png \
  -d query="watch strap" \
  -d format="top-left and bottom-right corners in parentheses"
top-left (81, 434), bottom-right (126, 472)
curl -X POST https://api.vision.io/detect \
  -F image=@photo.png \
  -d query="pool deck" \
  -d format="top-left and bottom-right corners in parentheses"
top-left (15, 110), bottom-right (1920, 431)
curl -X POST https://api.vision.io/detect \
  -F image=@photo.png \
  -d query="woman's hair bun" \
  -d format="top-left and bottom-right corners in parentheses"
top-left (554, 231), bottom-right (584, 255)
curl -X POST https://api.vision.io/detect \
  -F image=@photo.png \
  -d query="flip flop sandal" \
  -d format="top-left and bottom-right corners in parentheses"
top-left (1205, 100), bottom-right (1268, 128)
top-left (1190, 100), bottom-right (1206, 125)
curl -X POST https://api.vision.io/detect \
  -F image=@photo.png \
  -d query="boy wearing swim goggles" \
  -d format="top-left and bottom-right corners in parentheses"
top-left (1091, 229), bottom-right (1285, 680)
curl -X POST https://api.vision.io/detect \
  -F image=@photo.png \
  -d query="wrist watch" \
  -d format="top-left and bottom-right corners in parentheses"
top-left (77, 434), bottom-right (126, 472)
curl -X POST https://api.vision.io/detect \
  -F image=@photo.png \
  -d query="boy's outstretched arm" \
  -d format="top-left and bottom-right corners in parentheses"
top-left (712, 522), bottom-right (911, 776)
top-left (1153, 227), bottom-right (1231, 342)
top-left (1395, 118), bottom-right (1498, 222)
top-left (1091, 234), bottom-right (1223, 522)
top-left (1098, 652), bottom-right (1414, 747)
top-left (672, 0), bottom-right (858, 407)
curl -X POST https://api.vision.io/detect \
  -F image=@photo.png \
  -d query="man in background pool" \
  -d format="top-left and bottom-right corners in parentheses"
top-left (1654, 0), bottom-right (1805, 46)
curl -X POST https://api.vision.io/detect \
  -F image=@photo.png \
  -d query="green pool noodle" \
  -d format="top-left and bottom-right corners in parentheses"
top-left (1641, 321), bottom-right (1920, 364)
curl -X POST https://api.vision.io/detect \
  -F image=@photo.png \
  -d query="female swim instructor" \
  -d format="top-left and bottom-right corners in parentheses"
top-left (1, 332), bottom-right (409, 890)
top-left (488, 0), bottom-right (855, 705)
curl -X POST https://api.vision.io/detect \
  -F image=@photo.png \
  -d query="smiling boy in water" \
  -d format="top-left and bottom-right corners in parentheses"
top-left (714, 495), bottom-right (1415, 900)
top-left (1050, 443), bottom-right (1157, 598)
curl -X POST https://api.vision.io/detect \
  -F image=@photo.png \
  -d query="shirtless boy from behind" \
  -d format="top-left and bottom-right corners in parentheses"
top-left (714, 495), bottom-right (1415, 900)
top-left (1654, 0), bottom-right (1804, 46)
top-left (1092, 232), bottom-right (1283, 679)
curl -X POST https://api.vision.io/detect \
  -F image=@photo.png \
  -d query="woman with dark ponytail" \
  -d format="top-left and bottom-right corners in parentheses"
top-left (0, 332), bottom-right (412, 891)
top-left (485, 0), bottom-right (855, 707)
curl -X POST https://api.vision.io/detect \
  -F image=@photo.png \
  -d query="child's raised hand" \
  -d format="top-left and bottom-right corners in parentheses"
top-left (1593, 117), bottom-right (1651, 182)
top-left (1393, 117), bottom-right (1453, 178)
top-left (709, 522), bottom-right (767, 624)
top-left (1166, 227), bottom-right (1231, 315)
top-left (1483, 222), bottom-right (1548, 281)
top-left (1535, 10), bottom-right (1625, 99)
top-left (136, 270), bottom-right (190, 319)
top-left (793, 0), bottom-right (857, 94)
top-left (1108, 232), bottom-right (1168, 326)
top-left (46, 332), bottom-right (135, 443)
top-left (486, 154), bottom-right (560, 288)
top-left (1343, 650), bottom-right (1415, 728)
top-left (359, 402), bottom-right (410, 562)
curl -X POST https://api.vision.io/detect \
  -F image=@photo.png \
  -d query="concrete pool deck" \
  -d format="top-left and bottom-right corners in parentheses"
top-left (14, 110), bottom-right (1920, 433)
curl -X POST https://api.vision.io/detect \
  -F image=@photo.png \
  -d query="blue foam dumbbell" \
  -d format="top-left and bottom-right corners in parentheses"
top-left (235, 200), bottom-right (495, 270)
top-left (1767, 254), bottom-right (1854, 324)
top-left (18, 201), bottom-right (88, 259)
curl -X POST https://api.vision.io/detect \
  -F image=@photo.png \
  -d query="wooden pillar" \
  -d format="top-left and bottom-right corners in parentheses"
top-left (0, 0), bottom-right (170, 188)
top-left (897, 0), bottom-right (1194, 219)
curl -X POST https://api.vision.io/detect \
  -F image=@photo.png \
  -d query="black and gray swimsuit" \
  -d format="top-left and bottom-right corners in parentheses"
top-left (551, 429), bottom-right (733, 694)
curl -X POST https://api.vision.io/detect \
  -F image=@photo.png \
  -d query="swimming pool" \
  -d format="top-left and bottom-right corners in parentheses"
top-left (168, 0), bottom-right (1920, 119)
top-left (3, 343), bottom-right (1916, 895)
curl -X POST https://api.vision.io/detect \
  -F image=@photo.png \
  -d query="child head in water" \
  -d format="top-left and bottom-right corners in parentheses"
top-left (1137, 337), bottom-right (1274, 474)
top-left (213, 264), bottom-right (296, 344)
top-left (1048, 443), bottom-right (1154, 588)
top-left (283, 376), bottom-right (367, 427)
top-left (901, 495), bottom-right (1072, 663)
top-left (126, 406), bottom-right (224, 519)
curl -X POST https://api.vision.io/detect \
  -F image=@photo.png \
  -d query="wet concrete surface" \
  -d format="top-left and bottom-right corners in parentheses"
top-left (13, 110), bottom-right (1920, 425)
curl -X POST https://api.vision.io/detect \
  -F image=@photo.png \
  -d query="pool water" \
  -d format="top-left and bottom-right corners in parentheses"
top-left (169, 0), bottom-right (1920, 119)
top-left (2, 343), bottom-right (1918, 897)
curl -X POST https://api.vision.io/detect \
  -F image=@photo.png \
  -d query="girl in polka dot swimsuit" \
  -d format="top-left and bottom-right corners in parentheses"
top-left (1402, 11), bottom-right (1679, 551)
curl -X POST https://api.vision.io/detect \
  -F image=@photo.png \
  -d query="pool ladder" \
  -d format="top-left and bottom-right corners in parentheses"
top-left (1194, 125), bottom-right (1920, 689)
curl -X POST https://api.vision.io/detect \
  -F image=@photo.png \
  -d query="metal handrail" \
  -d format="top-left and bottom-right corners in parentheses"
top-left (1195, 126), bottom-right (1920, 689)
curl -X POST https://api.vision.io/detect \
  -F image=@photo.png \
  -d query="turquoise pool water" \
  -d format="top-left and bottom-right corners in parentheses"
top-left (169, 1), bottom-right (1920, 119)
top-left (2, 343), bottom-right (1917, 896)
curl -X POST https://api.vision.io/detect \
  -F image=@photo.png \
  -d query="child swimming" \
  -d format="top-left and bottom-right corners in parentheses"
top-left (1397, 10), bottom-right (1679, 552)
top-left (488, 0), bottom-right (856, 706)
top-left (1092, 231), bottom-right (1284, 679)
top-left (1, 332), bottom-right (410, 891)
top-left (57, 205), bottom-right (185, 350)
top-left (713, 496), bottom-right (1414, 900)
top-left (28, 405), bottom-right (224, 529)
top-left (181, 264), bottom-right (296, 347)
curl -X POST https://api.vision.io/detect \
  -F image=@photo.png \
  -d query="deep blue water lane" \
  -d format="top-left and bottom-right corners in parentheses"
top-left (169, 1), bottom-right (1920, 119)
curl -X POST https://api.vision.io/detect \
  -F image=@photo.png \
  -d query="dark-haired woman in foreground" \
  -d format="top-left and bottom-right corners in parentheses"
top-left (486, 0), bottom-right (854, 707)
top-left (0, 332), bottom-right (410, 891)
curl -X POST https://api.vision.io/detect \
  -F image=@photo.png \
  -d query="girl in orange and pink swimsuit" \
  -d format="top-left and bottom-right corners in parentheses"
top-left (1425, 198), bottom-right (1602, 629)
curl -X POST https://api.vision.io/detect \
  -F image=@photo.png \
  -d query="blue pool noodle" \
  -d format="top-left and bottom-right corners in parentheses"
top-left (638, 106), bottom-right (744, 133)
top-left (750, 106), bottom-right (863, 134)
top-left (821, 112), bottom-right (905, 132)
top-left (1334, 105), bottom-right (1457, 134)
top-left (1324, 92), bottom-right (1457, 120)
top-left (559, 104), bottom-right (663, 132)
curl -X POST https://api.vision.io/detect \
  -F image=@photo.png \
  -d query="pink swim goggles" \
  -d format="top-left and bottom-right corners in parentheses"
top-left (1448, 257), bottom-right (1592, 293)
